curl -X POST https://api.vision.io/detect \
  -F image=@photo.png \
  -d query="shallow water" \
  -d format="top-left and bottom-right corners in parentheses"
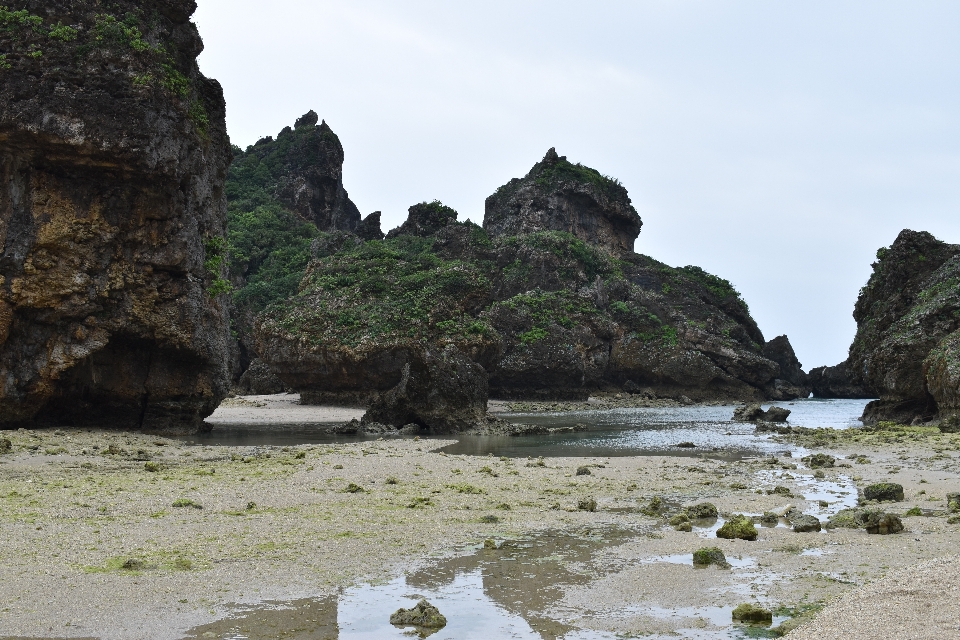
top-left (180, 527), bottom-right (796, 640)
top-left (189, 399), bottom-right (872, 459)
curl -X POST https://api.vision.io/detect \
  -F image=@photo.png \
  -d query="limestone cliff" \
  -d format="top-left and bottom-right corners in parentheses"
top-left (484, 148), bottom-right (642, 253)
top-left (256, 151), bottom-right (805, 428)
top-left (0, 1), bottom-right (231, 433)
top-left (819, 230), bottom-right (960, 424)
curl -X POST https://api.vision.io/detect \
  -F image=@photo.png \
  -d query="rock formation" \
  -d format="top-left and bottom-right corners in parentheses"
top-left (484, 148), bottom-right (642, 252)
top-left (0, 0), bottom-right (231, 433)
top-left (808, 361), bottom-right (873, 399)
top-left (256, 150), bottom-right (807, 427)
top-left (818, 230), bottom-right (960, 424)
top-left (253, 110), bottom-right (360, 233)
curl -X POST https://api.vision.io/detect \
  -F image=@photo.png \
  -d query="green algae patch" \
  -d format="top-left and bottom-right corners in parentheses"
top-left (717, 514), bottom-right (758, 541)
top-left (863, 482), bottom-right (904, 502)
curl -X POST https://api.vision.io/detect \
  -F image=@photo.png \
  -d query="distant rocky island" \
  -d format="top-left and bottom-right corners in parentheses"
top-left (0, 0), bottom-right (955, 435)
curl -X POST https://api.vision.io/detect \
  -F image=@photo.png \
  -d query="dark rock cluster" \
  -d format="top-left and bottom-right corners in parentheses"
top-left (0, 0), bottom-right (231, 433)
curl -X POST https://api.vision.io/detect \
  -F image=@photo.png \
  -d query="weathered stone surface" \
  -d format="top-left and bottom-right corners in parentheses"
top-left (801, 453), bottom-right (835, 468)
top-left (269, 112), bottom-right (360, 233)
top-left (361, 345), bottom-right (488, 433)
top-left (692, 547), bottom-right (730, 568)
top-left (258, 151), bottom-right (801, 407)
top-left (791, 514), bottom-right (822, 533)
top-left (862, 511), bottom-right (904, 535)
top-left (389, 599), bottom-right (447, 629)
top-left (484, 148), bottom-right (642, 253)
top-left (762, 335), bottom-right (811, 399)
top-left (732, 603), bottom-right (772, 624)
top-left (841, 230), bottom-right (960, 422)
top-left (235, 359), bottom-right (286, 396)
top-left (863, 482), bottom-right (904, 502)
top-left (355, 211), bottom-right (384, 241)
top-left (0, 0), bottom-right (231, 433)
top-left (716, 514), bottom-right (758, 541)
top-left (686, 502), bottom-right (719, 519)
top-left (808, 360), bottom-right (873, 399)
top-left (733, 404), bottom-right (790, 422)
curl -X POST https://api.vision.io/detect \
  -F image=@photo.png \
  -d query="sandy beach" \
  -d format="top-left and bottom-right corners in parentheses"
top-left (0, 398), bottom-right (958, 638)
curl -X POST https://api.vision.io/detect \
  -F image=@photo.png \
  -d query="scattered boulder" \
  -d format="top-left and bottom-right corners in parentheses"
top-left (577, 497), bottom-right (598, 512)
top-left (863, 511), bottom-right (904, 535)
top-left (863, 483), bottom-right (904, 502)
top-left (576, 466), bottom-right (592, 476)
top-left (759, 512), bottom-right (779, 526)
top-left (692, 547), bottom-right (731, 569)
top-left (791, 514), bottom-right (822, 533)
top-left (733, 404), bottom-right (765, 422)
top-left (763, 406), bottom-right (791, 422)
top-left (0, 438), bottom-right (10, 454)
top-left (826, 508), bottom-right (904, 534)
top-left (389, 599), bottom-right (447, 630)
top-left (675, 441), bottom-right (696, 448)
top-left (732, 603), bottom-right (773, 624)
top-left (686, 502), bottom-right (719, 520)
top-left (802, 453), bottom-right (835, 468)
top-left (733, 404), bottom-right (790, 423)
top-left (947, 492), bottom-right (960, 512)
top-left (236, 359), bottom-right (287, 396)
top-left (716, 514), bottom-right (758, 541)
top-left (640, 496), bottom-right (666, 517)
top-left (361, 345), bottom-right (489, 433)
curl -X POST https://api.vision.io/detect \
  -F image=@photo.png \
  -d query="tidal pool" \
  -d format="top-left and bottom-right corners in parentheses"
top-left (190, 399), bottom-right (872, 459)
top-left (180, 527), bottom-right (797, 640)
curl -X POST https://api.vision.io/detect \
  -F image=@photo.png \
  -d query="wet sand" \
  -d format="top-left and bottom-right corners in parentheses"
top-left (0, 401), bottom-right (959, 639)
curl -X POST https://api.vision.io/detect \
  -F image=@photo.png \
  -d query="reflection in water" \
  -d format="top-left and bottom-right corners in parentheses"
top-left (180, 527), bottom-right (804, 640)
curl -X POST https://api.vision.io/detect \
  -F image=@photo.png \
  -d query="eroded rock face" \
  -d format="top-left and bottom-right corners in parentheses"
top-left (842, 230), bottom-right (960, 423)
top-left (259, 111), bottom-right (360, 233)
top-left (484, 148), bottom-right (642, 253)
top-left (361, 345), bottom-right (488, 433)
top-left (808, 360), bottom-right (873, 399)
top-left (257, 152), bottom-right (801, 423)
top-left (0, 1), bottom-right (231, 433)
top-left (762, 335), bottom-right (811, 399)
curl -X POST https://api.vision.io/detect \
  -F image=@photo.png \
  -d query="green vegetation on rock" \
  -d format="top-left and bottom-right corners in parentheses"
top-left (717, 514), bottom-right (758, 541)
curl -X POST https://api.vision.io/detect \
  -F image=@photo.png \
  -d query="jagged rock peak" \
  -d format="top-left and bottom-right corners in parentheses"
top-left (238, 111), bottom-right (361, 233)
top-left (387, 201), bottom-right (459, 239)
top-left (484, 149), bottom-right (642, 252)
top-left (295, 110), bottom-right (319, 129)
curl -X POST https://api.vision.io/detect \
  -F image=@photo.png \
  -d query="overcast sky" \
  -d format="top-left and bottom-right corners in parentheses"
top-left (194, 1), bottom-right (960, 370)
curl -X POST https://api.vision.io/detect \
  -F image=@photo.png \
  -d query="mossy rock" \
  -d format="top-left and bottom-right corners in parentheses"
top-left (863, 482), bottom-right (904, 502)
top-left (0, 438), bottom-right (11, 454)
top-left (692, 547), bottom-right (730, 568)
top-left (686, 502), bottom-right (718, 519)
top-left (716, 514), bottom-right (758, 541)
top-left (801, 453), bottom-right (835, 468)
top-left (578, 497), bottom-right (597, 512)
top-left (732, 603), bottom-right (772, 624)
top-left (862, 511), bottom-right (904, 535)
top-left (576, 466), bottom-right (591, 476)
top-left (640, 496), bottom-right (665, 516)
top-left (669, 513), bottom-right (690, 526)
top-left (390, 598), bottom-right (447, 629)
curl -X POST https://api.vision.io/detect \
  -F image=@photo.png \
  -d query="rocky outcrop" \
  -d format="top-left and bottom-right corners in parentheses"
top-left (251, 111), bottom-right (360, 233)
top-left (257, 151), bottom-right (803, 424)
top-left (236, 358), bottom-right (287, 396)
top-left (762, 335), bottom-right (811, 399)
top-left (0, 0), bottom-right (231, 433)
top-left (824, 230), bottom-right (960, 423)
top-left (808, 360), bottom-right (873, 398)
top-left (484, 148), bottom-right (642, 253)
top-left (361, 345), bottom-right (488, 432)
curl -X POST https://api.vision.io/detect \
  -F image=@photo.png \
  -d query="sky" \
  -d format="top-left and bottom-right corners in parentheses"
top-left (193, 0), bottom-right (960, 371)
